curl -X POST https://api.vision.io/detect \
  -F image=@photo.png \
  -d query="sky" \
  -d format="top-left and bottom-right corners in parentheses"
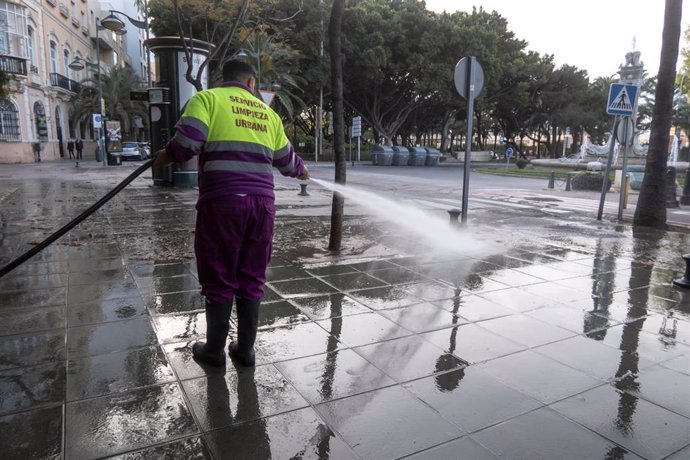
top-left (425, 0), bottom-right (690, 80)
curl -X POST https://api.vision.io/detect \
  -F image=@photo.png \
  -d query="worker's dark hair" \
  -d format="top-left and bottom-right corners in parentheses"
top-left (222, 60), bottom-right (256, 82)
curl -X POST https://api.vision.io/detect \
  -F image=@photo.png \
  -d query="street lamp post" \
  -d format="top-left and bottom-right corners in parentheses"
top-left (69, 20), bottom-right (106, 164)
top-left (100, 6), bottom-right (151, 87)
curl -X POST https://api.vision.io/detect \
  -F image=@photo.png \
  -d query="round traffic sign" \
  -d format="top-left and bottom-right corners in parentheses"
top-left (615, 118), bottom-right (634, 145)
top-left (454, 57), bottom-right (484, 100)
top-left (505, 147), bottom-right (514, 158)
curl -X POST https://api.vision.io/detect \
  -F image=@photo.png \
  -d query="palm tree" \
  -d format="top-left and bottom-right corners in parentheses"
top-left (237, 26), bottom-right (307, 121)
top-left (634, 0), bottom-right (683, 228)
top-left (71, 66), bottom-right (148, 139)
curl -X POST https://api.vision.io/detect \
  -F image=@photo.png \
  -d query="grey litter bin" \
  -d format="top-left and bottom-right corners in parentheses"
top-left (627, 165), bottom-right (645, 190)
top-left (407, 147), bottom-right (427, 166)
top-left (392, 146), bottom-right (410, 166)
top-left (424, 147), bottom-right (441, 166)
top-left (372, 145), bottom-right (394, 166)
top-left (107, 152), bottom-right (122, 166)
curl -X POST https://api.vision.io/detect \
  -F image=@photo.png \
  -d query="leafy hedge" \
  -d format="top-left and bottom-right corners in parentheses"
top-left (571, 172), bottom-right (611, 191)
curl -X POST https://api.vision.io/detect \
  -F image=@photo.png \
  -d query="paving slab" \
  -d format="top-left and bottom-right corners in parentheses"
top-left (0, 160), bottom-right (689, 458)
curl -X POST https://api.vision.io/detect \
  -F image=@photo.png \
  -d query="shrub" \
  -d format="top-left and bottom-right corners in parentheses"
top-left (515, 158), bottom-right (529, 169)
top-left (571, 172), bottom-right (611, 191)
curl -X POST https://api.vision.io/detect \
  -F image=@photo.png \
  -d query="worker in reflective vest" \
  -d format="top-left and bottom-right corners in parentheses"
top-left (154, 60), bottom-right (309, 368)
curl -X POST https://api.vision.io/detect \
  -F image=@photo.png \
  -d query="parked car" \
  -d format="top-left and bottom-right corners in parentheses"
top-left (138, 142), bottom-right (151, 159)
top-left (120, 142), bottom-right (146, 161)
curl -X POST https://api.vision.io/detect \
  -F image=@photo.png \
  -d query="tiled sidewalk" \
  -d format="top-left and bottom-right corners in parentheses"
top-left (0, 162), bottom-right (689, 459)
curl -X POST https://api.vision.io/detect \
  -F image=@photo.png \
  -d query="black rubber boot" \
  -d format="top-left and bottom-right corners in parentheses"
top-left (192, 299), bottom-right (232, 367)
top-left (228, 298), bottom-right (260, 366)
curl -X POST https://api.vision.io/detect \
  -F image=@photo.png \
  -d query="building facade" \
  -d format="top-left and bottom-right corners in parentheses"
top-left (0, 0), bottom-right (131, 163)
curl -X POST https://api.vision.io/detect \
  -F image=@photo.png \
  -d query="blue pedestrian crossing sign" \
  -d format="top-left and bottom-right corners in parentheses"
top-left (607, 83), bottom-right (639, 116)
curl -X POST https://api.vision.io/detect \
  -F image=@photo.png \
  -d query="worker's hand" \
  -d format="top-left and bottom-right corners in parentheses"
top-left (297, 166), bottom-right (310, 181)
top-left (153, 149), bottom-right (171, 168)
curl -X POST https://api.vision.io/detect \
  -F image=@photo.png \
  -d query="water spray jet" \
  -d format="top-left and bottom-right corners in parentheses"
top-left (310, 178), bottom-right (498, 258)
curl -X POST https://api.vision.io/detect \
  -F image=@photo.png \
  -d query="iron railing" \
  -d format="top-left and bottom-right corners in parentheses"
top-left (50, 72), bottom-right (81, 93)
top-left (0, 55), bottom-right (28, 76)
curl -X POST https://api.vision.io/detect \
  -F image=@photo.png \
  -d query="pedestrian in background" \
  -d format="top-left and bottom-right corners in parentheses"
top-left (154, 60), bottom-right (309, 368)
top-left (75, 138), bottom-right (83, 160)
top-left (67, 139), bottom-right (75, 159)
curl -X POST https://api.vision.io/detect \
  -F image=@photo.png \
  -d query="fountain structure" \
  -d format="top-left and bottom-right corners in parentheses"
top-left (531, 51), bottom-right (687, 172)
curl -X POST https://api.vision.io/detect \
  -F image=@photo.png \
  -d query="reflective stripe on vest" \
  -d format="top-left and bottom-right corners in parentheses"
top-left (203, 160), bottom-right (273, 174)
top-left (177, 116), bottom-right (208, 137)
top-left (173, 131), bottom-right (204, 151)
top-left (205, 140), bottom-right (273, 158)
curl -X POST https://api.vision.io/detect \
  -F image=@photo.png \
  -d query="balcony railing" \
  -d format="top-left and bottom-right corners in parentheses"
top-left (46, 0), bottom-right (56, 5)
top-left (30, 64), bottom-right (38, 74)
top-left (71, 17), bottom-right (79, 27)
top-left (81, 25), bottom-right (89, 35)
top-left (0, 55), bottom-right (28, 76)
top-left (59, 3), bottom-right (69, 17)
top-left (50, 72), bottom-right (81, 93)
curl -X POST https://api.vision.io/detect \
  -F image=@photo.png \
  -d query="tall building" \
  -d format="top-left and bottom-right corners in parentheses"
top-left (105, 0), bottom-right (149, 85)
top-left (0, 0), bottom-right (131, 163)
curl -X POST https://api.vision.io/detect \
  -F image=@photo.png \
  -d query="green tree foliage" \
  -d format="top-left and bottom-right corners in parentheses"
top-left (337, 0), bottom-right (436, 144)
top-left (71, 66), bottom-right (148, 138)
top-left (235, 26), bottom-right (306, 121)
top-left (269, 0), bottom-right (329, 108)
top-left (148, 0), bottom-right (254, 40)
top-left (0, 70), bottom-right (9, 100)
top-left (146, 0), bottom-right (640, 159)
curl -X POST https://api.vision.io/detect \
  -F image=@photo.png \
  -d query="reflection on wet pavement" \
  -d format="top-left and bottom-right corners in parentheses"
top-left (1, 170), bottom-right (689, 458)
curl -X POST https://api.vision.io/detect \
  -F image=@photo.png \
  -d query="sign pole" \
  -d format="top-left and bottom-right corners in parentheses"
top-left (454, 56), bottom-right (484, 225)
top-left (461, 57), bottom-right (476, 224)
top-left (618, 118), bottom-right (631, 220)
top-left (597, 117), bottom-right (619, 220)
top-left (349, 126), bottom-right (353, 166)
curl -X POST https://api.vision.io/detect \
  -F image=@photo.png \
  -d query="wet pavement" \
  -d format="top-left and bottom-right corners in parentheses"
top-left (1, 160), bottom-right (689, 459)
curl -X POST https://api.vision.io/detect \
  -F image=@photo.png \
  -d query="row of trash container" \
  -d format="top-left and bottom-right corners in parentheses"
top-left (371, 145), bottom-right (442, 166)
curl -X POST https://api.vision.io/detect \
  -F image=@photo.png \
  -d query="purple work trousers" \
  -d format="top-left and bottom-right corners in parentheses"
top-left (195, 195), bottom-right (275, 304)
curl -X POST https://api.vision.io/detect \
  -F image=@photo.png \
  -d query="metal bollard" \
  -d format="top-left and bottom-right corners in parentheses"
top-left (673, 253), bottom-right (690, 289)
top-left (448, 208), bottom-right (461, 227)
top-left (547, 171), bottom-right (555, 189)
top-left (565, 173), bottom-right (573, 191)
top-left (680, 168), bottom-right (690, 206)
top-left (298, 183), bottom-right (310, 196)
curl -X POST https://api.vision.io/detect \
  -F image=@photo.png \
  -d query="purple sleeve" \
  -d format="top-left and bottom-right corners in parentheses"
top-left (165, 123), bottom-right (206, 163)
top-left (272, 143), bottom-right (305, 177)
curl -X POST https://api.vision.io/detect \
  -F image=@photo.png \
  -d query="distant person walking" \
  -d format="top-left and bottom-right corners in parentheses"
top-left (75, 138), bottom-right (83, 160)
top-left (67, 139), bottom-right (75, 159)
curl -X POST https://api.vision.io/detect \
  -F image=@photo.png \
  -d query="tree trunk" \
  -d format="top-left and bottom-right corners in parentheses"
top-left (550, 126), bottom-right (558, 158)
top-left (440, 110), bottom-right (456, 153)
top-left (634, 0), bottom-right (682, 228)
top-left (328, 0), bottom-right (346, 251)
top-left (571, 129), bottom-right (581, 155)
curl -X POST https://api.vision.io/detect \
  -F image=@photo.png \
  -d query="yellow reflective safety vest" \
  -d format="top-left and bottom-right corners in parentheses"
top-left (166, 82), bottom-right (304, 203)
